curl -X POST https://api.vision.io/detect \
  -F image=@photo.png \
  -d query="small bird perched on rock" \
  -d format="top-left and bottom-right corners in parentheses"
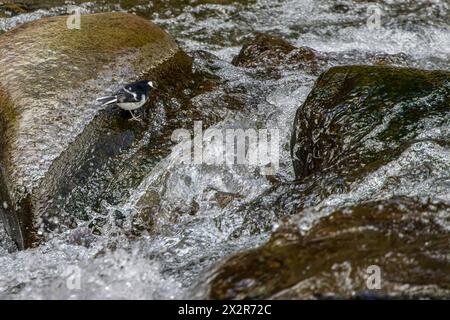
top-left (96, 80), bottom-right (155, 121)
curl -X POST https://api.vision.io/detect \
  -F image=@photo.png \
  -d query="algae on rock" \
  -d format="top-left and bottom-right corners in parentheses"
top-left (0, 12), bottom-right (189, 248)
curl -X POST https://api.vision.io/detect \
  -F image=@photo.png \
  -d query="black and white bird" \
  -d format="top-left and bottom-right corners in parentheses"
top-left (96, 80), bottom-right (155, 121)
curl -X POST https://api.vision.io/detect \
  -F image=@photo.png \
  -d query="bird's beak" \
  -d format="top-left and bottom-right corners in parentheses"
top-left (149, 81), bottom-right (155, 89)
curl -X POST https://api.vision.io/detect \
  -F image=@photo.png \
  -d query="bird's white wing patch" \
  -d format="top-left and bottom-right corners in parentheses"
top-left (123, 87), bottom-right (138, 101)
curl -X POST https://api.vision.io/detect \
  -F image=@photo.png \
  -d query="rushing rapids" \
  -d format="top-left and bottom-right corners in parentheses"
top-left (0, 0), bottom-right (449, 299)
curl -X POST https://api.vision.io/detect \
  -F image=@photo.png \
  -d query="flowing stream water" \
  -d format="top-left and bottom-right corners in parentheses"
top-left (0, 0), bottom-right (449, 299)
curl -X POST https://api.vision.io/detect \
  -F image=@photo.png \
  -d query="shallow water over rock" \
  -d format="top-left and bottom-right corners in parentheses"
top-left (0, 0), bottom-right (449, 299)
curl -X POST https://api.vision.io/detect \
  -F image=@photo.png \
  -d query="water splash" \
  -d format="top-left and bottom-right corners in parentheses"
top-left (0, 0), bottom-right (449, 299)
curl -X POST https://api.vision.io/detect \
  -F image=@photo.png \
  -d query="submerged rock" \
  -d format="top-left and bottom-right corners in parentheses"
top-left (231, 33), bottom-right (415, 76)
top-left (206, 197), bottom-right (450, 299)
top-left (231, 33), bottom-right (326, 75)
top-left (232, 33), bottom-right (296, 67)
top-left (0, 12), bottom-right (191, 248)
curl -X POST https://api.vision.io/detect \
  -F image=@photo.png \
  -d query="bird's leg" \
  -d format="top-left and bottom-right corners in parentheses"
top-left (128, 110), bottom-right (141, 122)
top-left (142, 106), bottom-right (149, 119)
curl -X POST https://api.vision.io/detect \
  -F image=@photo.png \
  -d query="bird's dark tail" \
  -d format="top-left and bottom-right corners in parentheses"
top-left (96, 96), bottom-right (117, 106)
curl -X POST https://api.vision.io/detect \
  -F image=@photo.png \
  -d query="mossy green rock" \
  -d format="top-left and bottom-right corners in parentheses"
top-left (206, 197), bottom-right (450, 299)
top-left (291, 65), bottom-right (450, 180)
top-left (0, 12), bottom-right (191, 248)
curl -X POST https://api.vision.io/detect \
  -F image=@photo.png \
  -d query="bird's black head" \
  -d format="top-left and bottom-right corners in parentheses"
top-left (132, 80), bottom-right (156, 93)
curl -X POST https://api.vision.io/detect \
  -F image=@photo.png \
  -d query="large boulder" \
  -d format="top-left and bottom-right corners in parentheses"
top-left (0, 12), bottom-right (192, 248)
top-left (291, 66), bottom-right (449, 180)
top-left (205, 197), bottom-right (450, 299)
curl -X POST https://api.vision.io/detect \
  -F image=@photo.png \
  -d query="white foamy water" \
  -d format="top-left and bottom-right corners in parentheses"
top-left (0, 0), bottom-right (449, 299)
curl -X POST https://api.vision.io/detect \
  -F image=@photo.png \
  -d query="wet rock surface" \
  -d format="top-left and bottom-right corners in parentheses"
top-left (232, 33), bottom-right (297, 68)
top-left (206, 197), bottom-right (450, 299)
top-left (0, 12), bottom-right (188, 248)
top-left (0, 0), bottom-right (449, 299)
top-left (291, 65), bottom-right (450, 180)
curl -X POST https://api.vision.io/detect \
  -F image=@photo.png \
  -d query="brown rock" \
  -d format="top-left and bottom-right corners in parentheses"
top-left (206, 197), bottom-right (450, 299)
top-left (0, 12), bottom-right (191, 248)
